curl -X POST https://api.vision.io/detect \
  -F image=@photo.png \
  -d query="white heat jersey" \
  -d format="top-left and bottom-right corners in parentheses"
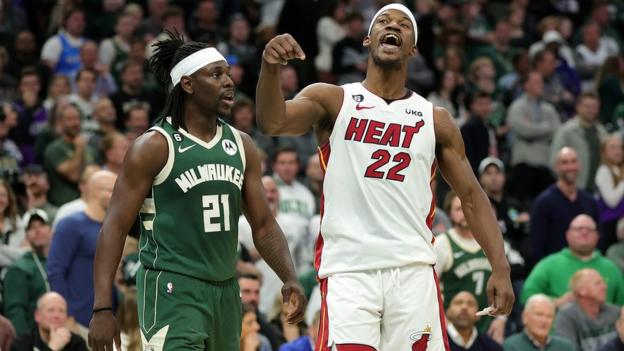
top-left (316, 82), bottom-right (437, 278)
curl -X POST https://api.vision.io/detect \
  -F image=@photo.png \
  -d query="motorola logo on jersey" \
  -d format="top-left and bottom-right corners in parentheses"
top-left (352, 94), bottom-right (364, 102)
top-left (222, 139), bottom-right (237, 156)
top-left (405, 109), bottom-right (423, 117)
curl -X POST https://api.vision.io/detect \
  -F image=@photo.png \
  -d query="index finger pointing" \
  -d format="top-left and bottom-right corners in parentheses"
top-left (284, 35), bottom-right (306, 60)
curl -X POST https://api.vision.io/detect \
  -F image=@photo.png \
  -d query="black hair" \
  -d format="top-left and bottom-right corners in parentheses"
top-left (75, 67), bottom-right (96, 82)
top-left (149, 29), bottom-right (208, 129)
top-left (273, 146), bottom-right (299, 164)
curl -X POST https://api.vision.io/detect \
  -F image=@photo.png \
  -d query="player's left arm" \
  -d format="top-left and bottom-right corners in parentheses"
top-left (239, 133), bottom-right (306, 323)
top-left (434, 106), bottom-right (514, 316)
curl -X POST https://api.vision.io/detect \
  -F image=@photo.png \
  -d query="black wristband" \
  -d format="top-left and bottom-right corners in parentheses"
top-left (92, 307), bottom-right (113, 314)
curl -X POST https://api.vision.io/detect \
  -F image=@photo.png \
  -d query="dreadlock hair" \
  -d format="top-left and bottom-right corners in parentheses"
top-left (149, 29), bottom-right (209, 129)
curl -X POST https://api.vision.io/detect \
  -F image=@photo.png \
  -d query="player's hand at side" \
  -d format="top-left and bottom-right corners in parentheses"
top-left (88, 311), bottom-right (121, 351)
top-left (486, 270), bottom-right (515, 316)
top-left (282, 280), bottom-right (307, 324)
top-left (262, 34), bottom-right (306, 65)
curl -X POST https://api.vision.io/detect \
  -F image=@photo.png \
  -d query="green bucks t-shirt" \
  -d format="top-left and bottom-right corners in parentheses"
top-left (139, 119), bottom-right (246, 282)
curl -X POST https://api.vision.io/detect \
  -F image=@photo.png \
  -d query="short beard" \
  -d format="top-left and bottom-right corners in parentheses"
top-left (371, 50), bottom-right (401, 70)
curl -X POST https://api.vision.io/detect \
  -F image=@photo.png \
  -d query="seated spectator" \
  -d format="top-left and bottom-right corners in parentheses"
top-left (606, 219), bottom-right (624, 272)
top-left (331, 11), bottom-right (367, 85)
top-left (109, 61), bottom-right (158, 129)
top-left (10, 292), bottom-right (87, 350)
top-left (216, 13), bottom-right (255, 65)
top-left (68, 68), bottom-right (98, 122)
top-left (460, 91), bottom-right (496, 175)
top-left (446, 291), bottom-right (503, 351)
top-left (503, 294), bottom-right (576, 350)
top-left (98, 12), bottom-right (136, 83)
top-left (278, 311), bottom-right (319, 351)
top-left (597, 307), bottom-right (624, 351)
top-left (22, 164), bottom-right (58, 222)
top-left (3, 209), bottom-right (52, 335)
top-left (522, 214), bottom-right (624, 307)
top-left (428, 70), bottom-right (465, 125)
top-left (116, 287), bottom-right (141, 351)
top-left (101, 132), bottom-right (129, 175)
top-left (87, 97), bottom-right (118, 153)
top-left (239, 271), bottom-right (283, 350)
top-left (434, 192), bottom-right (497, 335)
top-left (40, 8), bottom-right (86, 77)
top-left (478, 157), bottom-right (529, 280)
top-left (575, 22), bottom-right (619, 91)
top-left (0, 315), bottom-right (15, 350)
top-left (530, 147), bottom-right (599, 263)
top-left (123, 103), bottom-right (150, 142)
top-left (532, 49), bottom-right (576, 116)
top-left (229, 99), bottom-right (274, 161)
top-left (241, 303), bottom-right (272, 351)
top-left (73, 41), bottom-right (117, 100)
top-left (51, 165), bottom-right (100, 230)
top-left (0, 179), bottom-right (27, 271)
top-left (595, 134), bottom-right (624, 250)
top-left (555, 269), bottom-right (621, 351)
top-left (12, 67), bottom-right (48, 165)
top-left (595, 56), bottom-right (624, 128)
top-left (550, 92), bottom-right (607, 191)
top-left (0, 47), bottom-right (18, 102)
top-left (0, 105), bottom-right (22, 185)
top-left (272, 147), bottom-right (315, 227)
top-left (43, 104), bottom-right (98, 206)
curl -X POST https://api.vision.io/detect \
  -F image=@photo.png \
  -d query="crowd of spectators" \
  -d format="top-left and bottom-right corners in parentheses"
top-left (0, 0), bottom-right (623, 350)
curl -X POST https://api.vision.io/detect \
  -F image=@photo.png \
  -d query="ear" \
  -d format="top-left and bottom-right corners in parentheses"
top-left (363, 36), bottom-right (371, 48)
top-left (409, 45), bottom-right (418, 58)
top-left (35, 310), bottom-right (42, 324)
top-left (180, 76), bottom-right (193, 94)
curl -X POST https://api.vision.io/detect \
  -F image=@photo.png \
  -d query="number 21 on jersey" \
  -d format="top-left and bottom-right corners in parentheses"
top-left (202, 194), bottom-right (230, 233)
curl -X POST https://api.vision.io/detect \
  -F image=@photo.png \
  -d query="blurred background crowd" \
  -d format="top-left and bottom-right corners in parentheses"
top-left (0, 0), bottom-right (623, 350)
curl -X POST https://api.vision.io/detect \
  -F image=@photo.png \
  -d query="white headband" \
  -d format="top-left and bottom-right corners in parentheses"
top-left (368, 3), bottom-right (418, 46)
top-left (170, 47), bottom-right (226, 86)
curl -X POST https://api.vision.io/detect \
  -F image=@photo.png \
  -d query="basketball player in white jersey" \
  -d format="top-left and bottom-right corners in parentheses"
top-left (256, 4), bottom-right (514, 351)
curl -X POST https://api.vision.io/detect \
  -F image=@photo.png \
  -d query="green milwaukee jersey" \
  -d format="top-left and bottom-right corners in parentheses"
top-left (441, 230), bottom-right (492, 312)
top-left (139, 118), bottom-right (246, 282)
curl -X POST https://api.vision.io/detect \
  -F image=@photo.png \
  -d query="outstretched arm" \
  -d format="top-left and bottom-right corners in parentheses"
top-left (240, 133), bottom-right (306, 323)
top-left (434, 107), bottom-right (514, 315)
top-left (256, 34), bottom-right (341, 136)
top-left (89, 131), bottom-right (167, 351)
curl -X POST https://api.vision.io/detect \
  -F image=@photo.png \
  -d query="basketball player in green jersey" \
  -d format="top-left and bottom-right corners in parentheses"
top-left (88, 31), bottom-right (306, 351)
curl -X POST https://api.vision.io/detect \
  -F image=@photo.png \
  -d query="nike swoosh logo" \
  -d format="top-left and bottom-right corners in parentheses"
top-left (355, 102), bottom-right (374, 111)
top-left (178, 144), bottom-right (196, 153)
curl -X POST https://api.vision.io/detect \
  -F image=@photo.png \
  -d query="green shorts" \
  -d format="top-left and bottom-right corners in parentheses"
top-left (137, 265), bottom-right (241, 350)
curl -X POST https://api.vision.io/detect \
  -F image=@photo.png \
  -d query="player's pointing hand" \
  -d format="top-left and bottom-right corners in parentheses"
top-left (282, 280), bottom-right (307, 324)
top-left (262, 34), bottom-right (306, 65)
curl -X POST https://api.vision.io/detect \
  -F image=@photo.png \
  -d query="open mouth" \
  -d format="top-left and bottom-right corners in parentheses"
top-left (221, 92), bottom-right (235, 104)
top-left (381, 32), bottom-right (402, 48)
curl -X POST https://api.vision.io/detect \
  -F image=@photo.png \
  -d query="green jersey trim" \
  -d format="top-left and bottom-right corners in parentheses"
top-left (231, 128), bottom-right (246, 172)
top-left (151, 126), bottom-right (175, 186)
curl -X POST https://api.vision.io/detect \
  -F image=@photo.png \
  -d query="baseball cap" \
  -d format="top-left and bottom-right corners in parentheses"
top-left (478, 157), bottom-right (505, 175)
top-left (22, 208), bottom-right (49, 230)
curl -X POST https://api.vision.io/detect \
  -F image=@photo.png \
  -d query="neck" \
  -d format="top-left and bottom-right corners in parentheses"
top-left (577, 116), bottom-right (593, 128)
top-left (79, 91), bottom-right (91, 100)
top-left (39, 327), bottom-right (50, 343)
top-left (571, 249), bottom-right (594, 261)
top-left (84, 203), bottom-right (106, 222)
top-left (34, 245), bottom-right (49, 257)
top-left (456, 325), bottom-right (474, 344)
top-left (557, 179), bottom-right (577, 199)
top-left (99, 123), bottom-right (116, 134)
top-left (577, 299), bottom-right (601, 319)
top-left (455, 226), bottom-right (473, 238)
top-left (362, 60), bottom-right (409, 100)
top-left (123, 84), bottom-right (140, 95)
top-left (488, 190), bottom-right (503, 202)
top-left (62, 134), bottom-right (75, 144)
top-left (183, 102), bottom-right (219, 141)
top-left (528, 330), bottom-right (547, 346)
top-left (27, 194), bottom-right (47, 209)
top-left (105, 161), bottom-right (122, 174)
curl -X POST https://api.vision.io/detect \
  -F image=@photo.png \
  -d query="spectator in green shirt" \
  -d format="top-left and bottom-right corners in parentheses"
top-left (43, 103), bottom-right (96, 206)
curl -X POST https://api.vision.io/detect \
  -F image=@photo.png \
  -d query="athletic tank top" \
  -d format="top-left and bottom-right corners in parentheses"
top-left (56, 33), bottom-right (83, 76)
top-left (316, 82), bottom-right (437, 277)
top-left (441, 230), bottom-right (491, 311)
top-left (138, 118), bottom-right (246, 282)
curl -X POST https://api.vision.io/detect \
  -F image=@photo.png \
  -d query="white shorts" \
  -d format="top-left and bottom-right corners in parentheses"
top-left (316, 263), bottom-right (450, 351)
